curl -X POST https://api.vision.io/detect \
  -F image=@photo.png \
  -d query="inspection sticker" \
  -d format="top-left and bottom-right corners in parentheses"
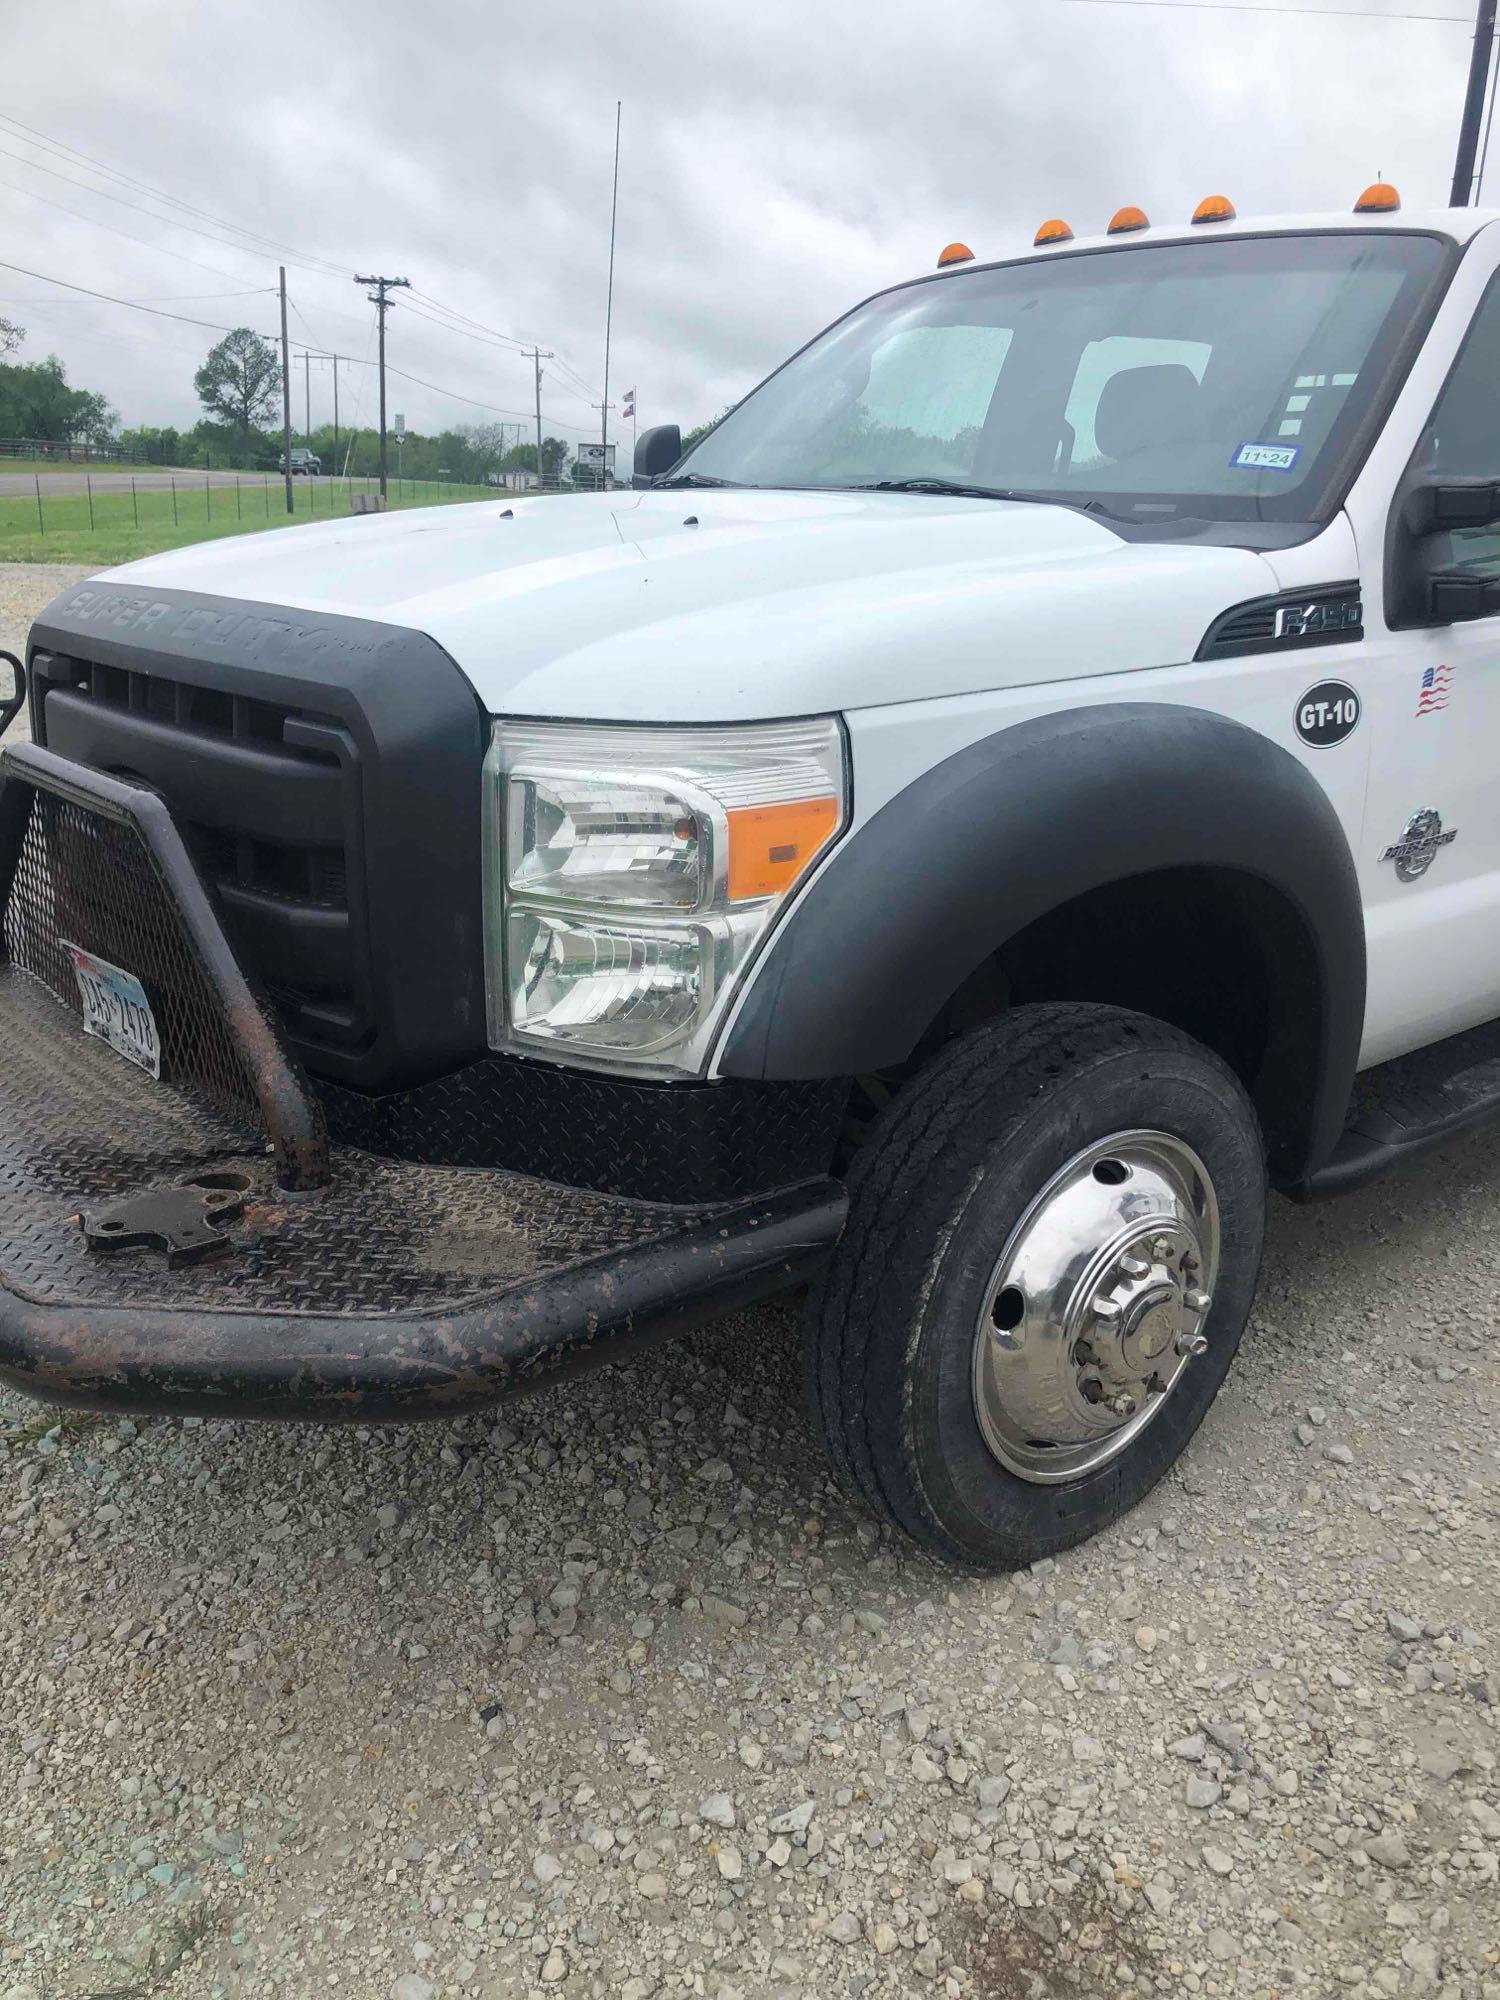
top-left (1231, 441), bottom-right (1300, 472)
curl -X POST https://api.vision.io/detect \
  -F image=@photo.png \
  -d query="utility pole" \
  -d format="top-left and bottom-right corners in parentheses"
top-left (604, 103), bottom-right (620, 482)
top-left (354, 274), bottom-right (411, 501)
top-left (331, 354), bottom-right (340, 471)
top-left (300, 351), bottom-right (312, 448)
top-left (530, 347), bottom-right (553, 489)
top-left (1452, 0), bottom-right (1498, 204)
top-left (278, 267), bottom-right (293, 515)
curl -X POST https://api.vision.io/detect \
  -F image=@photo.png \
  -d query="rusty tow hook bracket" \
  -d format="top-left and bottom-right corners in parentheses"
top-left (80, 1172), bottom-right (253, 1267)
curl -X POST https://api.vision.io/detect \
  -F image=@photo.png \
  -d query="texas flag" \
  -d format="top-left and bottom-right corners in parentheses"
top-left (622, 387), bottom-right (636, 418)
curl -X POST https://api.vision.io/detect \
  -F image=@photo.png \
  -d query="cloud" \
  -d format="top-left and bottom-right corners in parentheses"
top-left (0, 0), bottom-right (1473, 451)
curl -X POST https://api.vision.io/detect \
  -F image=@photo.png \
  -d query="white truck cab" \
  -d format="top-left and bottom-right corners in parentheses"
top-left (4, 185), bottom-right (1499, 1569)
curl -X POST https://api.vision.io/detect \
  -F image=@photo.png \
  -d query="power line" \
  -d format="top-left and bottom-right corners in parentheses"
top-left (0, 114), bottom-right (610, 419)
top-left (0, 252), bottom-right (592, 435)
top-left (406, 286), bottom-right (604, 399)
top-left (0, 136), bottom-right (339, 278)
top-left (0, 286), bottom-right (272, 305)
top-left (0, 256), bottom-right (287, 339)
top-left (0, 109), bottom-right (351, 278)
top-left (405, 288), bottom-right (532, 351)
top-left (1057, 0), bottom-right (1467, 17)
top-left (0, 168), bottom-right (276, 287)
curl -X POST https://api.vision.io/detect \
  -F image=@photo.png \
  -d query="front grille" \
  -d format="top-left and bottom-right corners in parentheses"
top-left (33, 653), bottom-right (373, 1060)
top-left (3, 787), bottom-right (262, 1130)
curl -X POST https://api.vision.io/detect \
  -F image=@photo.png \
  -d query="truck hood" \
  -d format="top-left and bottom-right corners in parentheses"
top-left (103, 489), bottom-right (1277, 722)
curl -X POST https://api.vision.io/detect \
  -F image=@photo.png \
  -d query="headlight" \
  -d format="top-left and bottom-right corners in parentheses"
top-left (484, 717), bottom-right (847, 1075)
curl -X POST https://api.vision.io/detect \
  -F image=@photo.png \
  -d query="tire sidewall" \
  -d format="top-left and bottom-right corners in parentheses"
top-left (906, 1039), bottom-right (1265, 1567)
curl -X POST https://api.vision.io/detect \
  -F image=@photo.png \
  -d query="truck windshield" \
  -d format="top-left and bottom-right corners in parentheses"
top-left (675, 232), bottom-right (1446, 528)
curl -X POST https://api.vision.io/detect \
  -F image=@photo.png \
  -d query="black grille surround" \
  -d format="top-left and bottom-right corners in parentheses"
top-left (24, 581), bottom-right (853, 1205)
top-left (28, 582), bottom-right (489, 1094)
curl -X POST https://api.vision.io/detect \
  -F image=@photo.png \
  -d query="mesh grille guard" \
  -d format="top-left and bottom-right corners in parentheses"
top-left (0, 740), bottom-right (330, 1191)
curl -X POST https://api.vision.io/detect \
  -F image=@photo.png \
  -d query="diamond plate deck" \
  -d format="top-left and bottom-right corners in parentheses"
top-left (0, 967), bottom-right (846, 1418)
top-left (0, 967), bottom-right (730, 1316)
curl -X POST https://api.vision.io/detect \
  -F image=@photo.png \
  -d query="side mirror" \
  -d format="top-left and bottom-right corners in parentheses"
top-left (1388, 474), bottom-right (1500, 629)
top-left (1403, 475), bottom-right (1500, 535)
top-left (634, 424), bottom-right (681, 486)
top-left (0, 651), bottom-right (24, 740)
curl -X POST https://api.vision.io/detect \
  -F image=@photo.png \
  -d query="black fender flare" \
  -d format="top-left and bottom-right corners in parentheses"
top-left (719, 702), bottom-right (1365, 1182)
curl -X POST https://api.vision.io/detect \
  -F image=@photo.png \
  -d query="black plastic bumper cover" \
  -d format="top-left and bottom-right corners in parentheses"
top-left (0, 967), bottom-right (846, 1420)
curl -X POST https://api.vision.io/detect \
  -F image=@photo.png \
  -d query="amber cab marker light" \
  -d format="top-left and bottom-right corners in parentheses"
top-left (937, 241), bottom-right (975, 267)
top-left (1034, 217), bottom-right (1074, 246)
top-left (1354, 181), bottom-right (1401, 213)
top-left (1192, 194), bottom-right (1236, 225)
top-left (1107, 205), bottom-right (1149, 235)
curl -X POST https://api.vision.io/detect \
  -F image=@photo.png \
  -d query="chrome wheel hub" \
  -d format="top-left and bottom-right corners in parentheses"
top-left (973, 1131), bottom-right (1219, 1484)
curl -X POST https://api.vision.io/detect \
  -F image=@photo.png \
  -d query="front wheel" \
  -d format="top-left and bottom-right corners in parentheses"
top-left (806, 1004), bottom-right (1266, 1571)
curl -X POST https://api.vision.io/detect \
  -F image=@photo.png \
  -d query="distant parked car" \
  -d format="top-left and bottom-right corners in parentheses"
top-left (280, 448), bottom-right (321, 476)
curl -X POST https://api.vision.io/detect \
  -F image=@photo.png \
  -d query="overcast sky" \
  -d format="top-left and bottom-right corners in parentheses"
top-left (2, 0), bottom-right (1480, 453)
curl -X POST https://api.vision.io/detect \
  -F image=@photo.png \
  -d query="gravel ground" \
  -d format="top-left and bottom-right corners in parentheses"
top-left (1, 561), bottom-right (1497, 1999)
top-left (0, 564), bottom-right (94, 747)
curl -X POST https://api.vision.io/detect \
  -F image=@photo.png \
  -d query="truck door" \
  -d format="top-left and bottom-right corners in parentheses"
top-left (1344, 224), bottom-right (1500, 1065)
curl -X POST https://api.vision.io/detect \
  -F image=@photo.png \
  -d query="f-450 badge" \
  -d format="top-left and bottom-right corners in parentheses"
top-left (1382, 808), bottom-right (1457, 883)
top-left (1277, 598), bottom-right (1362, 640)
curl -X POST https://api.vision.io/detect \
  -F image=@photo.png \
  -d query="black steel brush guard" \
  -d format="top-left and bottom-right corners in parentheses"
top-left (0, 742), bottom-right (846, 1420)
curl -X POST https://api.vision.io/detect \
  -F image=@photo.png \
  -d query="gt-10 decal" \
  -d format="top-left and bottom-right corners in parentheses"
top-left (1295, 680), bottom-right (1361, 749)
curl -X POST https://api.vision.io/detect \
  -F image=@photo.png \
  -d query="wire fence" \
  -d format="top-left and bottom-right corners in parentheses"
top-left (0, 436), bottom-right (153, 465)
top-left (0, 471), bottom-right (503, 553)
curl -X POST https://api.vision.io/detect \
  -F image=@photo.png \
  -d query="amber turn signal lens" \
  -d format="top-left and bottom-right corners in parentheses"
top-left (1107, 205), bottom-right (1149, 235)
top-left (1191, 194), bottom-right (1236, 225)
top-left (936, 241), bottom-right (975, 267)
top-left (1354, 181), bottom-right (1401, 213)
top-left (726, 797), bottom-right (840, 902)
top-left (1034, 218), bottom-right (1074, 246)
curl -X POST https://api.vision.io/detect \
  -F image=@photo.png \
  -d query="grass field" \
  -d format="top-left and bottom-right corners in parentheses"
top-left (0, 475), bottom-right (499, 564)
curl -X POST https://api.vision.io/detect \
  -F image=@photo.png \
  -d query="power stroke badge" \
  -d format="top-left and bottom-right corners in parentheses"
top-left (1295, 680), bottom-right (1361, 748)
top-left (1382, 809), bottom-right (1457, 883)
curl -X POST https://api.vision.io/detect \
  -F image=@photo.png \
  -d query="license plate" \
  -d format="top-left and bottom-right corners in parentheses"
top-left (62, 942), bottom-right (161, 1080)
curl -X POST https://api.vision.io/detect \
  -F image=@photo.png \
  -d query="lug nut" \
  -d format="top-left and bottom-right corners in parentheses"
top-left (1183, 1288), bottom-right (1212, 1314)
top-left (1150, 1234), bottom-right (1174, 1260)
top-left (1105, 1392), bottom-right (1138, 1418)
top-left (1092, 1296), bottom-right (1122, 1325)
top-left (1175, 1331), bottom-right (1209, 1359)
top-left (1120, 1254), bottom-right (1150, 1278)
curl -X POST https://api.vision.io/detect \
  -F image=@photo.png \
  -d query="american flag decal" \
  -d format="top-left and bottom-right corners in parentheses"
top-left (1416, 664), bottom-right (1453, 715)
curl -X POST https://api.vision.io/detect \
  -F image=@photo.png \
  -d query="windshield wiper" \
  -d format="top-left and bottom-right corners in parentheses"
top-left (656, 472), bottom-right (749, 489)
top-left (850, 476), bottom-right (1122, 517)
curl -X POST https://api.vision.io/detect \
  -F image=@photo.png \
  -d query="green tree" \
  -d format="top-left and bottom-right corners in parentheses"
top-left (681, 405), bottom-right (733, 450)
top-left (0, 317), bottom-right (21, 358)
top-left (0, 354), bottom-right (116, 443)
top-left (194, 328), bottom-right (281, 457)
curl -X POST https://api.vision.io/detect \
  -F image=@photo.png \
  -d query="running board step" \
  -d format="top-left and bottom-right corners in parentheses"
top-left (1298, 1015), bottom-right (1500, 1199)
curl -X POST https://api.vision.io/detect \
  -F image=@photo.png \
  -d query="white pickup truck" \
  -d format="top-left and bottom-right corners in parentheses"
top-left (2, 186), bottom-right (1497, 1570)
